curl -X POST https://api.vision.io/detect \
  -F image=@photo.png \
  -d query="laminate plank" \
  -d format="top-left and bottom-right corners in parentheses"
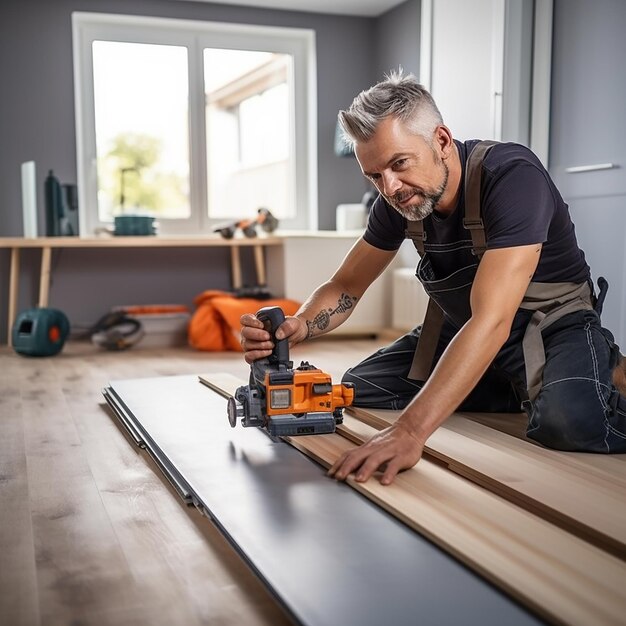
top-left (18, 360), bottom-right (161, 625)
top-left (458, 410), bottom-right (529, 439)
top-left (450, 415), bottom-right (626, 481)
top-left (460, 411), bottom-right (626, 476)
top-left (0, 378), bottom-right (39, 626)
top-left (348, 405), bottom-right (626, 557)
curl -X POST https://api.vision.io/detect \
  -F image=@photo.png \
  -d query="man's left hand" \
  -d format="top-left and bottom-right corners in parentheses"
top-left (327, 421), bottom-right (424, 485)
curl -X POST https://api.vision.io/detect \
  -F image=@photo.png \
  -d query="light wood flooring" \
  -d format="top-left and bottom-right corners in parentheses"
top-left (0, 336), bottom-right (390, 626)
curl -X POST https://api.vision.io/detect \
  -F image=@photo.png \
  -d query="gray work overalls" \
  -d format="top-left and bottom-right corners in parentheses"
top-left (342, 142), bottom-right (626, 453)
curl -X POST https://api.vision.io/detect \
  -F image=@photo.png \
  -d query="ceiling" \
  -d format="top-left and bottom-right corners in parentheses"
top-left (176, 0), bottom-right (408, 17)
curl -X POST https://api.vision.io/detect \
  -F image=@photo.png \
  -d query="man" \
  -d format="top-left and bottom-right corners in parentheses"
top-left (240, 71), bottom-right (626, 485)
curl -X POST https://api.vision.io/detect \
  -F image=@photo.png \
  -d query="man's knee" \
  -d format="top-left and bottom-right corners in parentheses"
top-left (524, 380), bottom-right (626, 453)
top-left (341, 365), bottom-right (418, 410)
top-left (339, 331), bottom-right (422, 409)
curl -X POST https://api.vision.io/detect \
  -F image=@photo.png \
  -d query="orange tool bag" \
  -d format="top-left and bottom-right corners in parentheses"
top-left (188, 290), bottom-right (301, 351)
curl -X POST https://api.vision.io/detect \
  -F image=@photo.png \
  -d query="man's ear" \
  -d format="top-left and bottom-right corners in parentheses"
top-left (434, 125), bottom-right (454, 159)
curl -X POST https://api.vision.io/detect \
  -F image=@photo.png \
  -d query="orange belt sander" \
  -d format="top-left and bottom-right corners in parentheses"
top-left (227, 306), bottom-right (355, 436)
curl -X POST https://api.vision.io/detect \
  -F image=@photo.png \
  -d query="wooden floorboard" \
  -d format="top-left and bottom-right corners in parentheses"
top-left (459, 410), bottom-right (530, 439)
top-left (347, 404), bottom-right (626, 558)
top-left (0, 375), bottom-right (40, 626)
top-left (20, 361), bottom-right (152, 626)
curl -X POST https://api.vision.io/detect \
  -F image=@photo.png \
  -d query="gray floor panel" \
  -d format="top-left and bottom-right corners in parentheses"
top-left (105, 374), bottom-right (543, 626)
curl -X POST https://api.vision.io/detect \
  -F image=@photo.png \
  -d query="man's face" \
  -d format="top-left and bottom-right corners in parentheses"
top-left (355, 116), bottom-right (449, 221)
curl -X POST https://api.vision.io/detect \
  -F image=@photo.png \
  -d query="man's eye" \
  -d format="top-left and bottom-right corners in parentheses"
top-left (394, 159), bottom-right (407, 169)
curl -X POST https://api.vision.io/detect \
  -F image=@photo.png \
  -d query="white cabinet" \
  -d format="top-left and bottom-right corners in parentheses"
top-left (420, 0), bottom-right (543, 153)
top-left (422, 0), bottom-right (506, 141)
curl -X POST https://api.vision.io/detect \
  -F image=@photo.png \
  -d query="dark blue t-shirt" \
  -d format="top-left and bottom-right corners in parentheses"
top-left (363, 140), bottom-right (590, 284)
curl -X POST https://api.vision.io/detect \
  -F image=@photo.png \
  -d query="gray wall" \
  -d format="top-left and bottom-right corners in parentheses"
top-left (548, 0), bottom-right (626, 345)
top-left (0, 0), bottom-right (421, 342)
top-left (374, 0), bottom-right (421, 80)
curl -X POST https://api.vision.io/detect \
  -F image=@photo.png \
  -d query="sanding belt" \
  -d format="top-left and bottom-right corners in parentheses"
top-left (405, 141), bottom-right (595, 401)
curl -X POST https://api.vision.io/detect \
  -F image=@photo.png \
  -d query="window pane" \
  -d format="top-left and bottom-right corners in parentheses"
top-left (204, 48), bottom-right (293, 221)
top-left (92, 41), bottom-right (190, 221)
top-left (239, 83), bottom-right (289, 165)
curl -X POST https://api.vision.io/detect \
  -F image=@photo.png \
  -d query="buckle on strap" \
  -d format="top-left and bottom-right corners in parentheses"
top-left (404, 226), bottom-right (426, 255)
top-left (404, 227), bottom-right (426, 242)
top-left (463, 218), bottom-right (484, 230)
top-left (462, 217), bottom-right (486, 257)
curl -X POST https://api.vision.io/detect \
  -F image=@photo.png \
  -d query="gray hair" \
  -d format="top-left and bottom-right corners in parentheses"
top-left (338, 69), bottom-right (443, 149)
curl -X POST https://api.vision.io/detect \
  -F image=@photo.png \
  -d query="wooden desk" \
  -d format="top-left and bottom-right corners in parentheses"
top-left (0, 235), bottom-right (283, 346)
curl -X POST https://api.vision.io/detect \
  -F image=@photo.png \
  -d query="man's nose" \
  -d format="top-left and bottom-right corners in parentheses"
top-left (381, 171), bottom-right (402, 196)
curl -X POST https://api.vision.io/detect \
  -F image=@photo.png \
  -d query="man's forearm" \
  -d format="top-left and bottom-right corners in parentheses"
top-left (295, 281), bottom-right (360, 339)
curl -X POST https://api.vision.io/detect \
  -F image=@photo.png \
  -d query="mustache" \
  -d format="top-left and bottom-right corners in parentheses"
top-left (391, 188), bottom-right (423, 204)
top-left (390, 162), bottom-right (449, 209)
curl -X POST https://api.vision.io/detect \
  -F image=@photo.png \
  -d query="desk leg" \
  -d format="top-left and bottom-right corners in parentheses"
top-left (7, 248), bottom-right (20, 346)
top-left (39, 246), bottom-right (52, 307)
top-left (230, 247), bottom-right (242, 290)
top-left (253, 245), bottom-right (266, 286)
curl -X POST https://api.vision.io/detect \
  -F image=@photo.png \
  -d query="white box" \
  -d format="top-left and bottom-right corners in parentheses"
top-left (21, 161), bottom-right (38, 238)
top-left (392, 268), bottom-right (429, 330)
top-left (113, 306), bottom-right (191, 348)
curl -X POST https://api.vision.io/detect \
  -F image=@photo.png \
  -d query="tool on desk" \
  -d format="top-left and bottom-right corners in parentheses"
top-left (214, 207), bottom-right (279, 240)
top-left (112, 167), bottom-right (157, 236)
top-left (227, 306), bottom-right (355, 436)
top-left (113, 214), bottom-right (157, 236)
top-left (45, 170), bottom-right (78, 236)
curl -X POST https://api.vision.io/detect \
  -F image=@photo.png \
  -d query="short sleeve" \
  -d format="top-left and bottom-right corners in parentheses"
top-left (482, 161), bottom-right (556, 249)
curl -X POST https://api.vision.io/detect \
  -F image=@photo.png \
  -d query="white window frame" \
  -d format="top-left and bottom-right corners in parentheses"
top-left (72, 12), bottom-right (318, 236)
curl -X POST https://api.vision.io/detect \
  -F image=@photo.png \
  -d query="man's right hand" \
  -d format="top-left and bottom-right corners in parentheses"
top-left (239, 313), bottom-right (307, 364)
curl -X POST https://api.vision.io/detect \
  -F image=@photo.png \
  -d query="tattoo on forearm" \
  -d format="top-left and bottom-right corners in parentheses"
top-left (332, 293), bottom-right (357, 315)
top-left (306, 294), bottom-right (358, 338)
top-left (306, 311), bottom-right (330, 338)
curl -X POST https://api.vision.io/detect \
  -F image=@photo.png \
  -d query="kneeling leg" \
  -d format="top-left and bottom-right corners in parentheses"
top-left (525, 312), bottom-right (626, 452)
top-left (341, 328), bottom-right (423, 410)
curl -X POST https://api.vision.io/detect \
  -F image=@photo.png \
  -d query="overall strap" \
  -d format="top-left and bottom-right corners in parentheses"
top-left (407, 140), bottom-right (499, 380)
top-left (520, 281), bottom-right (595, 401)
top-left (464, 140), bottom-right (498, 257)
top-left (408, 298), bottom-right (444, 381)
top-left (405, 219), bottom-right (426, 256)
top-left (404, 140), bottom-right (497, 257)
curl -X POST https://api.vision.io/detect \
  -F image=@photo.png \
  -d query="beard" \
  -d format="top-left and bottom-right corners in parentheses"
top-left (386, 160), bottom-right (449, 221)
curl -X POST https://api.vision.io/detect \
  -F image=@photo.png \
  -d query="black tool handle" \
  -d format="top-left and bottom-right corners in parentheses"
top-left (256, 306), bottom-right (290, 366)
